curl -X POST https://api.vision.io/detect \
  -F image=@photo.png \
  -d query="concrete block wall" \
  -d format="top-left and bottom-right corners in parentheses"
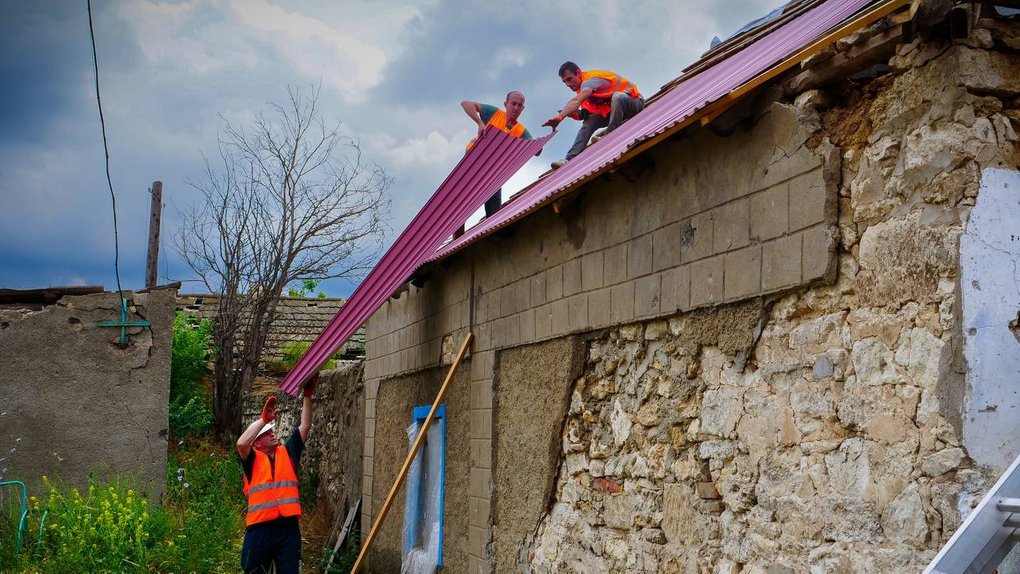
top-left (360, 101), bottom-right (838, 571)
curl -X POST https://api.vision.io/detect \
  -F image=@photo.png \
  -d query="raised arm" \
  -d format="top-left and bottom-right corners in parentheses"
top-left (299, 374), bottom-right (317, 442)
top-left (237, 395), bottom-right (276, 459)
top-left (461, 100), bottom-right (486, 138)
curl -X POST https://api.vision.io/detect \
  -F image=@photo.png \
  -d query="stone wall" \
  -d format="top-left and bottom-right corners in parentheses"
top-left (359, 25), bottom-right (1020, 574)
top-left (0, 288), bottom-right (176, 501)
top-left (524, 39), bottom-right (1020, 572)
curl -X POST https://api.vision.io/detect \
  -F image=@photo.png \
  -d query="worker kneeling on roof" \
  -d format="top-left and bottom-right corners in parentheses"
top-left (543, 62), bottom-right (644, 169)
top-left (236, 374), bottom-right (318, 574)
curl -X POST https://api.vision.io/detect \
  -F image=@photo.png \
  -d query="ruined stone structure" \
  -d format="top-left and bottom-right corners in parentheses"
top-left (0, 287), bottom-right (177, 501)
top-left (350, 7), bottom-right (1020, 573)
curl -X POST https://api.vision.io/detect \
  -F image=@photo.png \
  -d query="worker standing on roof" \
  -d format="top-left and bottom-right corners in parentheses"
top-left (461, 92), bottom-right (535, 218)
top-left (454, 91), bottom-right (537, 238)
top-left (543, 62), bottom-right (644, 169)
top-left (236, 375), bottom-right (317, 574)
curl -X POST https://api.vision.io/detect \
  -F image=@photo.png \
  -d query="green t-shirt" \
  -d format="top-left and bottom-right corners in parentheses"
top-left (479, 104), bottom-right (533, 140)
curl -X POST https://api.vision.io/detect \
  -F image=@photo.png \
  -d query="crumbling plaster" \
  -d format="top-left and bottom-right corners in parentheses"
top-left (0, 289), bottom-right (175, 501)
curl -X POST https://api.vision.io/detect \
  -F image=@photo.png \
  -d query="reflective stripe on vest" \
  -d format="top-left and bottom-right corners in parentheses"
top-left (466, 108), bottom-right (527, 150)
top-left (243, 446), bottom-right (302, 526)
top-left (579, 70), bottom-right (641, 117)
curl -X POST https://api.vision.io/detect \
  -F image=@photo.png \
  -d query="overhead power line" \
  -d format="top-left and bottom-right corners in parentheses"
top-left (87, 0), bottom-right (125, 301)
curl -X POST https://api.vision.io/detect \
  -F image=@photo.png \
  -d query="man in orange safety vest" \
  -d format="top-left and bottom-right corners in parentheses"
top-left (543, 62), bottom-right (644, 168)
top-left (461, 91), bottom-right (535, 218)
top-left (236, 375), bottom-right (317, 574)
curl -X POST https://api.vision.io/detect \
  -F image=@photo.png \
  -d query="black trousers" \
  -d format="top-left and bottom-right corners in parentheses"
top-left (241, 517), bottom-right (301, 574)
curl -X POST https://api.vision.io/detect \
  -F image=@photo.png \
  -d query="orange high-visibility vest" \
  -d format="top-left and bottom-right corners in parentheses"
top-left (578, 70), bottom-right (641, 117)
top-left (243, 446), bottom-right (302, 527)
top-left (466, 108), bottom-right (527, 150)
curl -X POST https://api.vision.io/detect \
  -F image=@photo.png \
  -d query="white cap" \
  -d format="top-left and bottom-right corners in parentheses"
top-left (256, 422), bottom-right (274, 438)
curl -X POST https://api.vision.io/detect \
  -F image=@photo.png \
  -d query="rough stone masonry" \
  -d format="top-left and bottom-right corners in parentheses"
top-left (526, 31), bottom-right (1020, 574)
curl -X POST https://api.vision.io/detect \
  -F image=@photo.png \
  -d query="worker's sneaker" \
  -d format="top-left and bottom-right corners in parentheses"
top-left (589, 128), bottom-right (608, 145)
top-left (551, 159), bottom-right (567, 169)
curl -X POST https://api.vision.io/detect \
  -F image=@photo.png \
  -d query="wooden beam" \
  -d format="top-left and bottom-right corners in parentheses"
top-left (890, 0), bottom-right (925, 24)
top-left (787, 24), bottom-right (903, 93)
top-left (350, 332), bottom-right (473, 574)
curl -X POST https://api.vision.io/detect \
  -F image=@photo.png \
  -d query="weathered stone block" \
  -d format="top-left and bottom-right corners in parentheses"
top-left (634, 273), bottom-right (661, 318)
top-left (788, 168), bottom-right (828, 232)
top-left (499, 285), bottom-right (515, 318)
top-left (567, 293), bottom-right (589, 332)
top-left (660, 265), bottom-right (691, 313)
top-left (563, 258), bottom-right (582, 296)
top-left (653, 221), bottom-right (683, 272)
top-left (581, 251), bottom-right (605, 292)
top-left (689, 255), bottom-right (724, 308)
top-left (470, 350), bottom-right (494, 382)
top-left (604, 492), bottom-right (636, 529)
top-left (470, 378), bottom-right (493, 410)
top-left (801, 224), bottom-right (836, 283)
top-left (534, 304), bottom-right (553, 340)
top-left (713, 199), bottom-right (750, 253)
top-left (531, 272), bottom-right (547, 307)
top-left (762, 234), bottom-right (802, 291)
top-left (662, 482), bottom-right (718, 545)
top-left (610, 281), bottom-right (636, 324)
top-left (628, 233), bottom-right (654, 279)
top-left (519, 308), bottom-right (536, 343)
top-left (880, 484), bottom-right (928, 547)
top-left (723, 244), bottom-right (762, 301)
top-left (513, 279), bottom-right (531, 314)
top-left (750, 183), bottom-right (789, 241)
top-left (589, 286), bottom-right (611, 328)
top-left (920, 447), bottom-right (965, 476)
top-left (956, 46), bottom-right (1020, 95)
top-left (857, 213), bottom-right (959, 305)
top-left (680, 210), bottom-right (714, 263)
top-left (470, 410), bottom-right (493, 441)
top-left (700, 386), bottom-right (744, 437)
top-left (546, 264), bottom-right (564, 301)
top-left (603, 243), bottom-right (628, 285)
top-left (551, 298), bottom-right (568, 337)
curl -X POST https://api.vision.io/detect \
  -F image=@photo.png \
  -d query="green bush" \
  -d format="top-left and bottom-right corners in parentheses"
top-left (30, 476), bottom-right (171, 573)
top-left (170, 312), bottom-right (213, 438)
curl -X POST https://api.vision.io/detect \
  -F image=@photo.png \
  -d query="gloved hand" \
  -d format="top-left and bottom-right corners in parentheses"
top-left (261, 395), bottom-right (278, 423)
top-left (542, 113), bottom-right (564, 129)
top-left (303, 374), bottom-right (319, 398)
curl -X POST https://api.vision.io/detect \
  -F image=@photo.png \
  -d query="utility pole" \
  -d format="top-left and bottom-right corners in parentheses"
top-left (145, 181), bottom-right (163, 289)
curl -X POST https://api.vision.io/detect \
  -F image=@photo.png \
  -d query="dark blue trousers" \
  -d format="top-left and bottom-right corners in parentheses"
top-left (241, 517), bottom-right (301, 574)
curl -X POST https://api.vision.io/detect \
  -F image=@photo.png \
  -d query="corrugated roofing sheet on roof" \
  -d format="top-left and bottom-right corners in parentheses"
top-left (280, 129), bottom-right (551, 394)
top-left (430, 0), bottom-right (882, 263)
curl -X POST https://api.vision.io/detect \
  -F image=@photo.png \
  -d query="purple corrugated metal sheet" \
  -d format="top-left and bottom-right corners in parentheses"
top-left (280, 128), bottom-right (551, 394)
top-left (430, 0), bottom-right (876, 263)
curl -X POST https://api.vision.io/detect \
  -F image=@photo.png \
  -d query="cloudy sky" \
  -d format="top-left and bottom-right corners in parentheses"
top-left (0, 0), bottom-right (786, 297)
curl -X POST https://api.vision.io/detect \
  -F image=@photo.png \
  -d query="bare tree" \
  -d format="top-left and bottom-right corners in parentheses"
top-left (176, 87), bottom-right (390, 438)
